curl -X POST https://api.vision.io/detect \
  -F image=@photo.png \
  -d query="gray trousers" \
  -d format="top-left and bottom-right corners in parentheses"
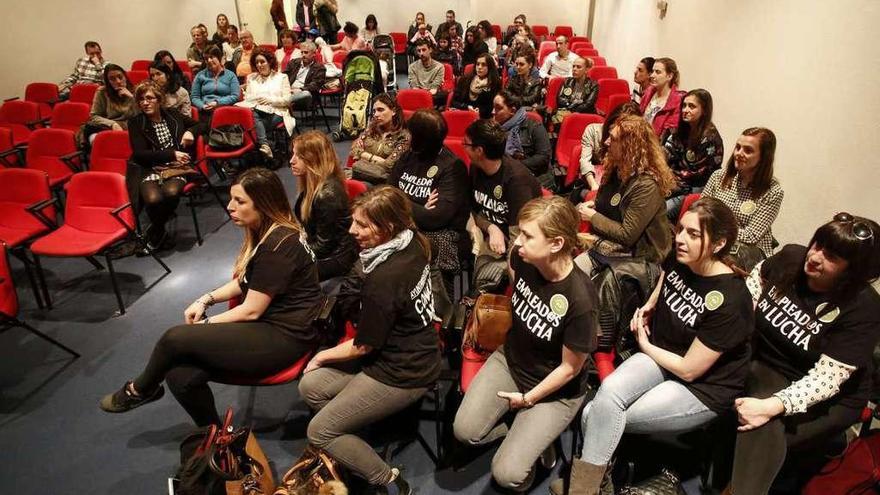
top-left (453, 348), bottom-right (585, 491)
top-left (298, 367), bottom-right (428, 485)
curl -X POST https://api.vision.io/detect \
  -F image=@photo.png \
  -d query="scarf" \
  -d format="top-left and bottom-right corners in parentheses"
top-left (468, 76), bottom-right (489, 101)
top-left (360, 229), bottom-right (413, 274)
top-left (501, 107), bottom-right (527, 157)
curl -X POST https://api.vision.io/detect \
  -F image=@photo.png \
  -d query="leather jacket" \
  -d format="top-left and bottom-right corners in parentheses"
top-left (295, 177), bottom-right (358, 280)
top-left (507, 74), bottom-right (543, 108)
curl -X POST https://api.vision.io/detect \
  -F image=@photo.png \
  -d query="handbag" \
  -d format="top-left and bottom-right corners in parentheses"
top-left (273, 445), bottom-right (345, 495)
top-left (159, 161), bottom-right (198, 180)
top-left (462, 293), bottom-right (512, 353)
top-left (208, 124), bottom-right (245, 150)
top-left (803, 430), bottom-right (880, 495)
top-left (350, 158), bottom-right (389, 184)
top-left (176, 408), bottom-right (274, 495)
top-left (618, 468), bottom-right (686, 495)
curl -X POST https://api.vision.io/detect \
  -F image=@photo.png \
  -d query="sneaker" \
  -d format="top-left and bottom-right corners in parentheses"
top-left (259, 143), bottom-right (274, 159)
top-left (540, 443), bottom-right (558, 470)
top-left (99, 381), bottom-right (165, 413)
top-left (385, 467), bottom-right (412, 495)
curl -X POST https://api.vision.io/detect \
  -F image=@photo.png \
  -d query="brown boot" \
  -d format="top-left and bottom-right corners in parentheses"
top-left (568, 459), bottom-right (608, 495)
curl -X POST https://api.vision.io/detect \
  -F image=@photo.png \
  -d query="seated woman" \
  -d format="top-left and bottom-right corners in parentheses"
top-left (575, 102), bottom-right (642, 194)
top-left (275, 29), bottom-right (302, 70)
top-left (126, 81), bottom-right (200, 250)
top-left (149, 61), bottom-right (191, 118)
top-left (663, 89), bottom-right (724, 220)
top-left (730, 214), bottom-right (880, 495)
top-left (100, 168), bottom-right (324, 426)
top-left (348, 93), bottom-right (411, 185)
top-left (289, 130), bottom-right (358, 282)
top-left (454, 196), bottom-right (599, 492)
top-left (701, 127), bottom-right (784, 270)
top-left (362, 14), bottom-right (379, 47)
top-left (477, 20), bottom-right (498, 59)
top-left (506, 51), bottom-right (543, 110)
top-left (80, 64), bottom-right (138, 146)
top-left (191, 46), bottom-right (240, 125)
top-left (639, 56), bottom-right (682, 137)
top-left (493, 90), bottom-right (552, 182)
top-left (461, 26), bottom-right (489, 72)
top-left (212, 13), bottom-right (231, 46)
top-left (406, 12), bottom-right (433, 57)
top-left (153, 50), bottom-right (192, 91)
top-left (238, 48), bottom-right (294, 159)
top-left (449, 53), bottom-right (501, 119)
top-left (550, 57), bottom-right (599, 126)
top-left (298, 186), bottom-right (441, 495)
top-left (576, 115), bottom-right (676, 274)
top-left (331, 21), bottom-right (367, 52)
top-left (432, 36), bottom-right (456, 66)
top-left (389, 109), bottom-right (470, 297)
top-left (631, 57), bottom-right (654, 105)
top-left (561, 197), bottom-right (754, 495)
top-left (505, 26), bottom-right (536, 78)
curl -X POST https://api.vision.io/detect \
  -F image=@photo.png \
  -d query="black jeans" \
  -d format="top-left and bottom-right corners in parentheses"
top-left (134, 321), bottom-right (314, 425)
top-left (730, 359), bottom-right (861, 494)
top-left (140, 178), bottom-right (185, 237)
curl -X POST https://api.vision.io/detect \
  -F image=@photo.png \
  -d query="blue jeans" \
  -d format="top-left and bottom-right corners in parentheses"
top-left (580, 352), bottom-right (717, 465)
top-left (252, 109), bottom-right (282, 146)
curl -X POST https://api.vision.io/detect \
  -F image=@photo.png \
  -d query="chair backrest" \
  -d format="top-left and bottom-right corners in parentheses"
top-left (537, 41), bottom-right (556, 66)
top-left (0, 127), bottom-right (18, 167)
top-left (554, 25), bottom-right (574, 38)
top-left (532, 25), bottom-right (550, 40)
top-left (89, 130), bottom-right (131, 175)
top-left (0, 168), bottom-right (56, 230)
top-left (176, 60), bottom-right (191, 73)
top-left (544, 76), bottom-right (566, 112)
top-left (442, 63), bottom-right (455, 92)
top-left (259, 43), bottom-right (277, 54)
top-left (525, 111), bottom-right (543, 124)
top-left (0, 243), bottom-right (19, 318)
top-left (570, 41), bottom-right (594, 52)
top-left (344, 179), bottom-right (367, 203)
top-left (332, 49), bottom-right (348, 67)
top-left (442, 110), bottom-right (478, 140)
top-left (463, 63), bottom-right (475, 76)
top-left (557, 113), bottom-right (604, 166)
top-left (25, 128), bottom-right (78, 181)
top-left (589, 66), bottom-right (618, 81)
top-left (209, 106), bottom-right (257, 147)
top-left (396, 89), bottom-right (434, 111)
top-left (678, 193), bottom-right (702, 222)
top-left (575, 48), bottom-right (600, 58)
top-left (68, 83), bottom-right (100, 106)
top-left (597, 79), bottom-right (631, 108)
top-left (25, 82), bottom-right (59, 119)
top-left (50, 102), bottom-right (90, 133)
top-left (569, 36), bottom-right (590, 44)
top-left (606, 93), bottom-right (631, 115)
top-left (130, 60), bottom-right (152, 71)
top-left (588, 56), bottom-right (607, 67)
top-left (491, 24), bottom-right (502, 41)
top-left (389, 32), bottom-right (408, 54)
top-left (127, 70), bottom-right (150, 86)
top-left (0, 100), bottom-right (40, 126)
top-left (443, 139), bottom-right (471, 168)
top-left (65, 172), bottom-right (134, 233)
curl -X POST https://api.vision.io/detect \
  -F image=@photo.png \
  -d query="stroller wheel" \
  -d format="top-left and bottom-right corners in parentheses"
top-left (331, 131), bottom-right (342, 142)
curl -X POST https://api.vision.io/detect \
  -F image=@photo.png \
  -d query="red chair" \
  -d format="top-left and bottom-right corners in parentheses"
top-left (130, 60), bottom-right (152, 71)
top-left (47, 102), bottom-right (90, 133)
top-left (24, 128), bottom-right (81, 188)
top-left (344, 179), bottom-right (367, 202)
top-left (564, 144), bottom-right (605, 188)
top-left (442, 110), bottom-right (478, 140)
top-left (553, 25), bottom-right (574, 38)
top-left (544, 76), bottom-right (566, 116)
top-left (569, 36), bottom-right (590, 44)
top-left (537, 41), bottom-right (557, 67)
top-left (397, 89), bottom-right (434, 113)
top-left (441, 64), bottom-right (455, 93)
top-left (606, 93), bottom-right (631, 115)
top-left (589, 66), bottom-right (618, 81)
top-left (443, 139), bottom-right (470, 168)
top-left (525, 111), bottom-right (543, 124)
top-left (258, 43), bottom-right (277, 54)
top-left (588, 56), bottom-right (607, 67)
top-left (21, 83), bottom-right (60, 120)
top-left (89, 130), bottom-right (130, 175)
top-left (0, 128), bottom-right (20, 167)
top-left (463, 63), bottom-right (475, 76)
top-left (332, 49), bottom-right (348, 69)
top-left (570, 41), bottom-right (594, 52)
top-left (390, 32), bottom-right (408, 54)
top-left (491, 24), bottom-right (502, 41)
top-left (203, 107), bottom-right (257, 169)
top-left (531, 25), bottom-right (550, 41)
top-left (0, 243), bottom-right (79, 357)
top-left (126, 70), bottom-right (150, 85)
top-left (596, 79), bottom-right (630, 115)
top-left (575, 48), bottom-right (600, 58)
top-left (678, 193), bottom-right (702, 222)
top-left (556, 113), bottom-right (604, 172)
top-left (30, 172), bottom-right (171, 315)
top-left (176, 60), bottom-right (191, 74)
top-left (185, 137), bottom-right (232, 246)
top-left (0, 100), bottom-right (42, 147)
top-left (68, 83), bottom-right (99, 106)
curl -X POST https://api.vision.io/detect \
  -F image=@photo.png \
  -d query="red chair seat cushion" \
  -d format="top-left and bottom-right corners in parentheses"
top-left (461, 345), bottom-right (491, 393)
top-left (218, 351), bottom-right (313, 385)
top-left (30, 225), bottom-right (127, 256)
top-left (0, 224), bottom-right (50, 248)
top-left (204, 142), bottom-right (256, 159)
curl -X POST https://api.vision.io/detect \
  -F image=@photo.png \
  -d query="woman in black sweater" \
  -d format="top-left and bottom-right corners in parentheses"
top-left (290, 130), bottom-right (358, 282)
top-left (449, 53), bottom-right (501, 119)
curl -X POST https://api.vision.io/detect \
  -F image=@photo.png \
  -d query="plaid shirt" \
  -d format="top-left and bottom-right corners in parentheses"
top-left (59, 57), bottom-right (105, 94)
top-left (702, 169), bottom-right (784, 257)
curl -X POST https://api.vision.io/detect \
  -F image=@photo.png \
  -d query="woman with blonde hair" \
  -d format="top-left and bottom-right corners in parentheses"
top-left (290, 130), bottom-right (357, 281)
top-left (299, 186), bottom-right (440, 495)
top-left (454, 195), bottom-right (600, 492)
top-left (576, 114), bottom-right (677, 274)
top-left (100, 168), bottom-right (324, 426)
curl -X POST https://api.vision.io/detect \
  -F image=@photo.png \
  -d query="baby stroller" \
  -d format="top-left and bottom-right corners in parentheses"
top-left (372, 34), bottom-right (397, 91)
top-left (331, 50), bottom-right (383, 142)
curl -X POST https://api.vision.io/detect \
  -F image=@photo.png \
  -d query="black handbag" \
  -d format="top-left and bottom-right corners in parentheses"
top-left (618, 468), bottom-right (686, 495)
top-left (208, 124), bottom-right (245, 150)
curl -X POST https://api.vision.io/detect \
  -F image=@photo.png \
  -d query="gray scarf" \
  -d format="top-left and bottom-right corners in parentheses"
top-left (501, 107), bottom-right (527, 157)
top-left (359, 229), bottom-right (413, 274)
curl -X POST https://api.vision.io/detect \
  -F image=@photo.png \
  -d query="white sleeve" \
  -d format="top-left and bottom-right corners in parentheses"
top-left (773, 354), bottom-right (857, 415)
top-left (746, 260), bottom-right (765, 305)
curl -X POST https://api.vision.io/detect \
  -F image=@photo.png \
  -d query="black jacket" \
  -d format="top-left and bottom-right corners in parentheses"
top-left (450, 74), bottom-right (500, 119)
top-left (507, 74), bottom-right (543, 108)
top-left (512, 117), bottom-right (552, 176)
top-left (556, 77), bottom-right (599, 114)
top-left (284, 59), bottom-right (327, 96)
top-left (294, 177), bottom-right (358, 281)
top-left (461, 41), bottom-right (489, 67)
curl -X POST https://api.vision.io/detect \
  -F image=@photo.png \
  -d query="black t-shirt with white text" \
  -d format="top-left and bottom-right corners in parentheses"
top-left (471, 156), bottom-right (541, 236)
top-left (651, 258), bottom-right (754, 413)
top-left (505, 251), bottom-right (599, 400)
top-left (755, 244), bottom-right (880, 409)
top-left (354, 238), bottom-right (442, 388)
top-left (389, 147), bottom-right (471, 233)
top-left (239, 226), bottom-right (323, 342)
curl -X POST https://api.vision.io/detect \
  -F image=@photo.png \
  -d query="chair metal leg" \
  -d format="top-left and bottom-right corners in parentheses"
top-left (204, 179), bottom-right (231, 219)
top-left (317, 98), bottom-right (331, 133)
top-left (189, 196), bottom-right (203, 246)
top-left (32, 253), bottom-right (52, 310)
top-left (17, 319), bottom-right (80, 358)
top-left (104, 254), bottom-right (126, 315)
top-left (85, 256), bottom-right (104, 271)
top-left (12, 249), bottom-right (45, 309)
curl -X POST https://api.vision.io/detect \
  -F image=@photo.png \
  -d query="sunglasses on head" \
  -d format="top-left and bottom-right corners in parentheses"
top-left (834, 212), bottom-right (874, 242)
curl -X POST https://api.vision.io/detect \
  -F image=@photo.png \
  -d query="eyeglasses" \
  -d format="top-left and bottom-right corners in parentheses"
top-left (834, 212), bottom-right (874, 241)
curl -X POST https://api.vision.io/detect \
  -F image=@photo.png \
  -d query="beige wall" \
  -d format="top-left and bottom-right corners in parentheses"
top-left (591, 0), bottom-right (880, 245)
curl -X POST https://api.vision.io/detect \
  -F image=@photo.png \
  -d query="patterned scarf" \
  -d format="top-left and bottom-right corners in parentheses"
top-left (501, 107), bottom-right (527, 157)
top-left (360, 229), bottom-right (413, 274)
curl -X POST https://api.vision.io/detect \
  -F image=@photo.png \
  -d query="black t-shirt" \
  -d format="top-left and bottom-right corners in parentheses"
top-left (239, 226), bottom-right (323, 342)
top-left (594, 172), bottom-right (623, 223)
top-left (755, 244), bottom-right (880, 409)
top-left (651, 258), bottom-right (754, 413)
top-left (389, 148), bottom-right (471, 233)
top-left (471, 156), bottom-right (541, 236)
top-left (505, 251), bottom-right (599, 400)
top-left (354, 238), bottom-right (442, 388)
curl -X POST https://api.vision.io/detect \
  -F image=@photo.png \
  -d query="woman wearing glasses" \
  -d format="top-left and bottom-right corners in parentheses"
top-left (729, 213), bottom-right (880, 495)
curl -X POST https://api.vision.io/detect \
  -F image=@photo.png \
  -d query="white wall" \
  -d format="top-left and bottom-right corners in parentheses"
top-left (591, 0), bottom-right (880, 245)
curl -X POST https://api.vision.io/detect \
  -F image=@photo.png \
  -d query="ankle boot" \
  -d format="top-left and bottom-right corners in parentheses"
top-left (568, 459), bottom-right (609, 495)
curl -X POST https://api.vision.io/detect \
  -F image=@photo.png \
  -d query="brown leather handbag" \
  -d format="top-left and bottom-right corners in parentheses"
top-left (462, 293), bottom-right (512, 352)
top-left (273, 446), bottom-right (344, 495)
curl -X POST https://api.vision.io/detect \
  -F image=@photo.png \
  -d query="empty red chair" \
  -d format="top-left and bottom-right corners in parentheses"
top-left (0, 243), bottom-right (79, 357)
top-left (345, 179), bottom-right (367, 202)
top-left (553, 25), bottom-right (574, 38)
top-left (89, 130), bottom-right (131, 175)
top-left (127, 70), bottom-right (150, 85)
top-left (596, 79), bottom-right (630, 115)
top-left (23, 83), bottom-right (60, 120)
top-left (570, 41), bottom-right (594, 52)
top-left (130, 60), bottom-right (152, 71)
top-left (48, 102), bottom-right (90, 133)
top-left (441, 63), bottom-right (455, 93)
top-left (397, 89), bottom-right (434, 113)
top-left (0, 168), bottom-right (56, 248)
top-left (30, 172), bottom-right (171, 314)
top-left (68, 83), bottom-right (100, 106)
top-left (443, 110), bottom-right (478, 140)
top-left (576, 48), bottom-right (600, 58)
top-left (203, 106), bottom-right (257, 164)
top-left (531, 25), bottom-right (550, 41)
top-left (544, 76), bottom-right (566, 115)
top-left (537, 41), bottom-right (556, 67)
top-left (589, 66), bottom-right (618, 81)
top-left (0, 128), bottom-right (19, 167)
top-left (589, 56), bottom-right (607, 67)
top-left (0, 100), bottom-right (42, 146)
top-left (389, 32), bottom-right (408, 55)
top-left (606, 93), bottom-right (631, 115)
top-left (25, 128), bottom-right (81, 188)
top-left (556, 113), bottom-right (604, 172)
top-left (678, 193), bottom-right (702, 222)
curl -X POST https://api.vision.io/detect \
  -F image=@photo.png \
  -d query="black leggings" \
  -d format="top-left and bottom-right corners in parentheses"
top-left (730, 359), bottom-right (861, 494)
top-left (133, 322), bottom-right (314, 426)
top-left (140, 178), bottom-right (185, 233)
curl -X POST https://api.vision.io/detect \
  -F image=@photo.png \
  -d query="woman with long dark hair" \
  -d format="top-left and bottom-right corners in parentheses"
top-left (729, 214), bottom-right (880, 494)
top-left (348, 93), bottom-right (411, 185)
top-left (449, 53), bottom-right (501, 119)
top-left (639, 56), bottom-right (682, 137)
top-left (148, 61), bottom-right (191, 117)
top-left (80, 64), bottom-right (137, 146)
top-left (506, 50), bottom-right (543, 109)
top-left (632, 56), bottom-right (655, 105)
top-left (363, 14), bottom-right (379, 46)
top-left (212, 13), bottom-right (231, 45)
top-left (153, 50), bottom-right (191, 91)
top-left (461, 26), bottom-right (489, 71)
top-left (100, 168), bottom-right (324, 426)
